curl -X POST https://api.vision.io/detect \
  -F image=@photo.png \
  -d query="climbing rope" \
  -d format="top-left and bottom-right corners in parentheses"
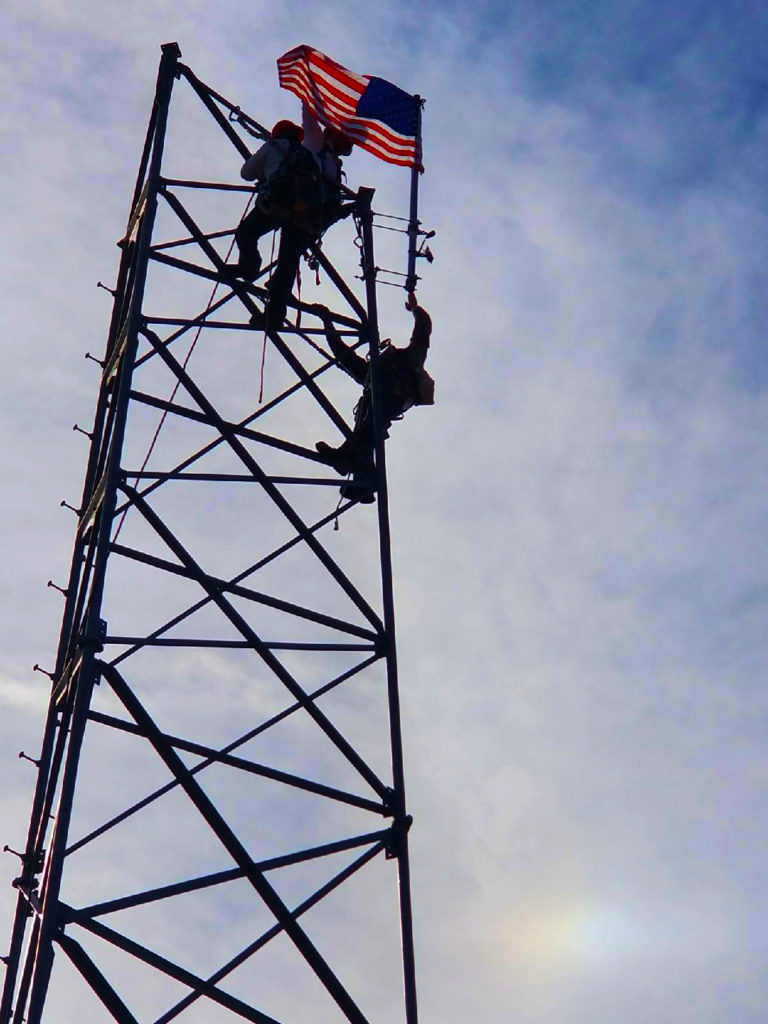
top-left (295, 261), bottom-right (302, 330)
top-left (114, 193), bottom-right (255, 541)
top-left (257, 227), bottom-right (277, 405)
top-left (333, 489), bottom-right (345, 530)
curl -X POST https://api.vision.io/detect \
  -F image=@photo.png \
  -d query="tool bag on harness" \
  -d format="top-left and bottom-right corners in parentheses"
top-left (376, 351), bottom-right (436, 419)
top-left (396, 366), bottom-right (435, 409)
top-left (414, 367), bottom-right (435, 406)
top-left (257, 146), bottom-right (327, 233)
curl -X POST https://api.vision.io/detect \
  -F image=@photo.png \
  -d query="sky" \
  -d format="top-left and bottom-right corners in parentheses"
top-left (3, 0), bottom-right (768, 1021)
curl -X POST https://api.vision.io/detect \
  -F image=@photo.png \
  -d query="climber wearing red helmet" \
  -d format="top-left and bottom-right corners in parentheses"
top-left (234, 108), bottom-right (354, 329)
top-left (270, 119), bottom-right (304, 144)
top-left (322, 125), bottom-right (354, 157)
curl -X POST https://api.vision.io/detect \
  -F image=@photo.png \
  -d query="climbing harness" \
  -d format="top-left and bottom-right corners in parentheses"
top-left (257, 143), bottom-right (330, 234)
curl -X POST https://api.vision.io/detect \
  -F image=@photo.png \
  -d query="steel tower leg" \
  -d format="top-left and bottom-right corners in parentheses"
top-left (5, 42), bottom-right (182, 1024)
top-left (358, 190), bottom-right (418, 1024)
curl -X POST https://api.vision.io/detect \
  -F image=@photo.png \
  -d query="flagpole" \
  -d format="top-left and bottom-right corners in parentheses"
top-left (405, 96), bottom-right (423, 294)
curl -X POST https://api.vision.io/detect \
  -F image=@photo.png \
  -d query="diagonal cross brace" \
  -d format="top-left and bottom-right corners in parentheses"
top-left (118, 481), bottom-right (388, 800)
top-left (71, 829), bottom-right (390, 920)
top-left (307, 241), bottom-right (369, 323)
top-left (110, 541), bottom-right (378, 641)
top-left (56, 933), bottom-right (140, 1024)
top-left (87, 710), bottom-right (386, 814)
top-left (134, 288), bottom-right (238, 370)
top-left (158, 187), bottom-right (359, 442)
top-left (137, 325), bottom-right (383, 631)
top-left (176, 64), bottom-right (357, 203)
top-left (155, 840), bottom-right (385, 1024)
top-left (66, 653), bottom-right (380, 857)
top-left (115, 339), bottom-right (346, 524)
top-left (97, 661), bottom-right (370, 1024)
top-left (108, 499), bottom-right (360, 667)
top-left (128, 388), bottom-right (334, 466)
top-left (61, 909), bottom-right (282, 1024)
top-left (179, 63), bottom-right (264, 160)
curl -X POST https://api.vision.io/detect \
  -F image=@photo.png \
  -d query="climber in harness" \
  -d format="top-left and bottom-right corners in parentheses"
top-left (313, 292), bottom-right (434, 503)
top-left (234, 107), bottom-right (355, 328)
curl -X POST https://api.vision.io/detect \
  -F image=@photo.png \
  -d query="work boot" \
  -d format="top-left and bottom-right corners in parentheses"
top-left (235, 251), bottom-right (262, 282)
top-left (340, 477), bottom-right (376, 504)
top-left (314, 441), bottom-right (367, 476)
top-left (250, 304), bottom-right (286, 331)
top-left (264, 298), bottom-right (286, 328)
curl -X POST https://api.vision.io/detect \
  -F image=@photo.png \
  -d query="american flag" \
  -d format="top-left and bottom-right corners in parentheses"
top-left (277, 45), bottom-right (422, 169)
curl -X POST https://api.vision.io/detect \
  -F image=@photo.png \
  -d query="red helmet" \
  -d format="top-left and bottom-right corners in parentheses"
top-left (323, 126), bottom-right (354, 156)
top-left (270, 120), bottom-right (304, 143)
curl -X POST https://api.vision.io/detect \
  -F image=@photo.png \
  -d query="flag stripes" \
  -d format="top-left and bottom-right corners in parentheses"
top-left (277, 45), bottom-right (421, 169)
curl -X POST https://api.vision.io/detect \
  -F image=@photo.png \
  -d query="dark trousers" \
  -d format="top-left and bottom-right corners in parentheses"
top-left (235, 206), bottom-right (313, 322)
top-left (336, 394), bottom-right (402, 467)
